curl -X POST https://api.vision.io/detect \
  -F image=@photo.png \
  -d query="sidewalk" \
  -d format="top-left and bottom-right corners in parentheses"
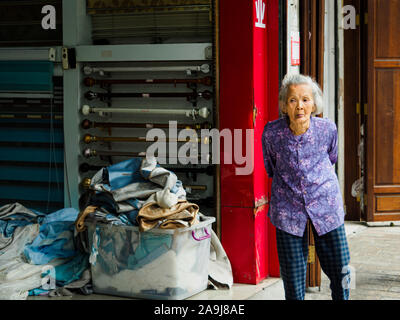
top-left (27, 221), bottom-right (400, 300)
top-left (249, 222), bottom-right (400, 300)
top-left (202, 221), bottom-right (400, 301)
top-left (304, 222), bottom-right (400, 300)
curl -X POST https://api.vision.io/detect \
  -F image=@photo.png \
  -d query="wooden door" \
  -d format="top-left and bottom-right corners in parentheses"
top-left (343, 0), bottom-right (362, 222)
top-left (367, 0), bottom-right (400, 222)
top-left (299, 0), bottom-right (325, 289)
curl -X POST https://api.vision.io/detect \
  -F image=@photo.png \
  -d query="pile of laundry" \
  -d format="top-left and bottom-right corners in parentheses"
top-left (0, 157), bottom-right (233, 300)
top-left (76, 156), bottom-right (199, 232)
top-left (0, 203), bottom-right (90, 299)
top-left (78, 156), bottom-right (233, 297)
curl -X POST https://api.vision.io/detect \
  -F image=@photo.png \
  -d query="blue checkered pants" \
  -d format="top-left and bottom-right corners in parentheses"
top-left (276, 222), bottom-right (351, 300)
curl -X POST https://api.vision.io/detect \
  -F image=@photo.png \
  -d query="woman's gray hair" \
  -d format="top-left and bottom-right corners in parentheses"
top-left (278, 73), bottom-right (324, 116)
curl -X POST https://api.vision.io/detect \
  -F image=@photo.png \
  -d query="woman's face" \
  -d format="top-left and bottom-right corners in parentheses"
top-left (283, 84), bottom-right (316, 126)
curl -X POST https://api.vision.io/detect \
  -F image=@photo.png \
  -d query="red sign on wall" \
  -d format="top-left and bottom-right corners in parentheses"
top-left (291, 31), bottom-right (300, 66)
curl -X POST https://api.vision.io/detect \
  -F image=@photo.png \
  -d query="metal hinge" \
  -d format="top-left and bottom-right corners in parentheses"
top-left (308, 245), bottom-right (316, 264)
top-left (48, 48), bottom-right (56, 62)
top-left (205, 46), bottom-right (213, 60)
top-left (357, 103), bottom-right (368, 116)
top-left (62, 47), bottom-right (76, 70)
top-left (357, 13), bottom-right (368, 25)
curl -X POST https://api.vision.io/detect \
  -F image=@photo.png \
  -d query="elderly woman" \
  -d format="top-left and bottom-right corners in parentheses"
top-left (262, 74), bottom-right (351, 300)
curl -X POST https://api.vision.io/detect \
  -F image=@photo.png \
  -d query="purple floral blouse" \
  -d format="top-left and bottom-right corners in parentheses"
top-left (261, 116), bottom-right (345, 237)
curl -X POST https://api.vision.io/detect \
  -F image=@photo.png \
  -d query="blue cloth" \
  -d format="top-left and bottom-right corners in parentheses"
top-left (40, 208), bottom-right (78, 224)
top-left (23, 208), bottom-right (80, 265)
top-left (28, 253), bottom-right (89, 295)
top-left (44, 253), bottom-right (89, 287)
top-left (0, 203), bottom-right (45, 238)
top-left (0, 219), bottom-right (35, 238)
top-left (87, 158), bottom-right (182, 226)
top-left (89, 193), bottom-right (119, 214)
top-left (107, 157), bottom-right (145, 190)
top-left (127, 210), bottom-right (139, 226)
top-left (89, 226), bottom-right (101, 267)
top-left (276, 222), bottom-right (351, 300)
top-left (128, 244), bottom-right (169, 270)
top-left (117, 214), bottom-right (133, 226)
top-left (28, 288), bottom-right (49, 296)
top-left (128, 232), bottom-right (172, 270)
top-left (0, 204), bottom-right (89, 295)
top-left (90, 224), bottom-right (172, 273)
top-left (262, 116), bottom-right (345, 237)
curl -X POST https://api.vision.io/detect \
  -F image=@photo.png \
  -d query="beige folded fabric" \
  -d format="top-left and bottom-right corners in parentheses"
top-left (137, 200), bottom-right (199, 232)
top-left (75, 206), bottom-right (98, 232)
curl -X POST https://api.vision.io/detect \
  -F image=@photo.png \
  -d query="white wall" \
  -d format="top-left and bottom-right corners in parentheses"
top-left (323, 0), bottom-right (336, 123)
top-left (286, 0), bottom-right (300, 75)
top-left (336, 0), bottom-right (346, 201)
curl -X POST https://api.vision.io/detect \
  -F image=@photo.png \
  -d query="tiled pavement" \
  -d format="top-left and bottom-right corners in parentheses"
top-left (304, 224), bottom-right (400, 300)
top-left (27, 222), bottom-right (400, 301)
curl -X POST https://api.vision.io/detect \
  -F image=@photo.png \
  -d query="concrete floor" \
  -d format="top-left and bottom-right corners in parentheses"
top-left (27, 221), bottom-right (400, 301)
top-left (304, 223), bottom-right (400, 300)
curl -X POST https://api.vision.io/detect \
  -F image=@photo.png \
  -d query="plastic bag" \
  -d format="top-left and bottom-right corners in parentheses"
top-left (0, 258), bottom-right (65, 300)
top-left (0, 224), bottom-right (39, 262)
top-left (351, 177), bottom-right (363, 198)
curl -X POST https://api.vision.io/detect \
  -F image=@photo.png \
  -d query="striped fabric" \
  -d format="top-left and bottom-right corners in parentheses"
top-left (276, 222), bottom-right (351, 300)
